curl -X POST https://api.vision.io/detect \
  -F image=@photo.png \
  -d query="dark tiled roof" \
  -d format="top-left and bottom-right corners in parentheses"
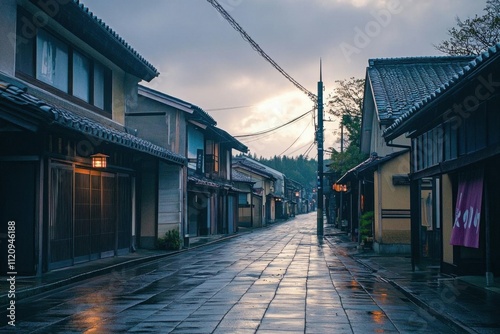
top-left (367, 56), bottom-right (474, 122)
top-left (74, 1), bottom-right (157, 75)
top-left (337, 150), bottom-right (409, 184)
top-left (384, 44), bottom-right (500, 140)
top-left (31, 0), bottom-right (159, 81)
top-left (0, 82), bottom-right (185, 165)
top-left (232, 157), bottom-right (277, 180)
top-left (208, 126), bottom-right (248, 153)
top-left (232, 170), bottom-right (254, 183)
top-left (187, 168), bottom-right (232, 189)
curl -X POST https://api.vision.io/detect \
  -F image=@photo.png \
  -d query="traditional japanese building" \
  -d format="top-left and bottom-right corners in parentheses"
top-left (384, 44), bottom-right (500, 279)
top-left (337, 56), bottom-right (474, 254)
top-left (0, 0), bottom-right (184, 274)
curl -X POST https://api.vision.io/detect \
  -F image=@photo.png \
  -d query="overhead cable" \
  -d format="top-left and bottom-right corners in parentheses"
top-left (279, 123), bottom-right (311, 156)
top-left (234, 108), bottom-right (313, 138)
top-left (205, 105), bottom-right (253, 111)
top-left (303, 142), bottom-right (315, 157)
top-left (206, 0), bottom-right (317, 102)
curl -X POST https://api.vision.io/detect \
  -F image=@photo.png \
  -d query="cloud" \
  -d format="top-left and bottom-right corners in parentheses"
top-left (81, 0), bottom-right (487, 157)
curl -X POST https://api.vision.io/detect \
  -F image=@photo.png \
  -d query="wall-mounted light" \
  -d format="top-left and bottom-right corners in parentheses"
top-left (91, 153), bottom-right (108, 168)
top-left (332, 183), bottom-right (347, 192)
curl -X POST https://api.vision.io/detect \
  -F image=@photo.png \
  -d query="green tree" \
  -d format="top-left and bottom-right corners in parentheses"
top-left (435, 0), bottom-right (500, 55)
top-left (257, 155), bottom-right (317, 191)
top-left (326, 77), bottom-right (367, 176)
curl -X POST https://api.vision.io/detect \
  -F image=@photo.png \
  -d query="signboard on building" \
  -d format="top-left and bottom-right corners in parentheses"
top-left (196, 149), bottom-right (204, 174)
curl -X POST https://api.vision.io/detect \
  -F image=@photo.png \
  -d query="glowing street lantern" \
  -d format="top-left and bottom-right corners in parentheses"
top-left (333, 183), bottom-right (347, 192)
top-left (91, 153), bottom-right (108, 168)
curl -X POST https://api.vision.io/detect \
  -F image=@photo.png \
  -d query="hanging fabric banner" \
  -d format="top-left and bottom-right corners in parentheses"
top-left (450, 169), bottom-right (484, 248)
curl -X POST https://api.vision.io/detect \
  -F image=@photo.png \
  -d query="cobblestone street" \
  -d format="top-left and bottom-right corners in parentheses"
top-left (1, 213), bottom-right (457, 333)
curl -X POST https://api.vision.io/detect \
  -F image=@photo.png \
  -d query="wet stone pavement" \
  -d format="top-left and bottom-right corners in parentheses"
top-left (2, 213), bottom-right (457, 333)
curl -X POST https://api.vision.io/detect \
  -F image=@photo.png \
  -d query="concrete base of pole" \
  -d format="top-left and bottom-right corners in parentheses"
top-left (317, 209), bottom-right (323, 236)
top-left (486, 272), bottom-right (494, 287)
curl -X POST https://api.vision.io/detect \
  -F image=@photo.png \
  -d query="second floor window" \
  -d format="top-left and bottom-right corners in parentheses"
top-left (36, 29), bottom-right (69, 92)
top-left (16, 8), bottom-right (112, 115)
top-left (205, 140), bottom-right (219, 174)
top-left (72, 50), bottom-right (90, 102)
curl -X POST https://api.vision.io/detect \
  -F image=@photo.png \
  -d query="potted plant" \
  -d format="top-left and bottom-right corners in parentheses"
top-left (359, 211), bottom-right (374, 249)
top-left (156, 229), bottom-right (182, 250)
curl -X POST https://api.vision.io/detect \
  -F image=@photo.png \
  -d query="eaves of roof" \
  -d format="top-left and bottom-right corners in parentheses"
top-left (233, 157), bottom-right (284, 180)
top-left (32, 0), bottom-right (159, 81)
top-left (187, 175), bottom-right (221, 189)
top-left (232, 169), bottom-right (255, 184)
top-left (285, 178), bottom-right (303, 189)
top-left (187, 168), bottom-right (232, 189)
top-left (207, 126), bottom-right (248, 153)
top-left (138, 85), bottom-right (217, 126)
top-left (138, 85), bottom-right (193, 114)
top-left (367, 56), bottom-right (475, 123)
top-left (0, 82), bottom-right (186, 165)
top-left (336, 149), bottom-right (409, 184)
top-left (383, 44), bottom-right (500, 140)
top-left (187, 106), bottom-right (217, 127)
top-left (232, 162), bottom-right (276, 180)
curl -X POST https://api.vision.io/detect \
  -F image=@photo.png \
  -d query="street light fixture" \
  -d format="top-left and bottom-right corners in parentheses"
top-left (91, 153), bottom-right (108, 168)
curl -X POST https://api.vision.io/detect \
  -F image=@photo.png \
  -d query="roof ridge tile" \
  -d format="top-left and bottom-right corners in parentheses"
top-left (383, 43), bottom-right (500, 139)
top-left (73, 0), bottom-right (158, 76)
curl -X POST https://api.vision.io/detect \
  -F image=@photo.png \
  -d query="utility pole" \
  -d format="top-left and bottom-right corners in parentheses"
top-left (340, 121), bottom-right (344, 154)
top-left (339, 120), bottom-right (343, 229)
top-left (317, 60), bottom-right (324, 237)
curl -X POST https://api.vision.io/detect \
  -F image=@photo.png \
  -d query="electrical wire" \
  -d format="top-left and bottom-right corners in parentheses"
top-left (278, 122), bottom-right (310, 156)
top-left (238, 114), bottom-right (310, 144)
top-left (303, 142), bottom-right (315, 157)
top-left (238, 130), bottom-right (282, 144)
top-left (206, 0), bottom-right (317, 102)
top-left (234, 108), bottom-right (313, 138)
top-left (205, 105), bottom-right (253, 111)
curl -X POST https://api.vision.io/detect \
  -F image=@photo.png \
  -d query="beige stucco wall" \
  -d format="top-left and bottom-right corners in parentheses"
top-left (369, 119), bottom-right (410, 157)
top-left (374, 152), bottom-right (411, 246)
top-left (381, 154), bottom-right (410, 209)
top-left (442, 174), bottom-right (454, 265)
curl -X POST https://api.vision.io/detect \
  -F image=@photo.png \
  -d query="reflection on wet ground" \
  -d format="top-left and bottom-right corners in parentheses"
top-left (1, 213), bottom-right (458, 333)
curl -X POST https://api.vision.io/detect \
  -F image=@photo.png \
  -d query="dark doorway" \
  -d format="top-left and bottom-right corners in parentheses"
top-left (0, 162), bottom-right (37, 275)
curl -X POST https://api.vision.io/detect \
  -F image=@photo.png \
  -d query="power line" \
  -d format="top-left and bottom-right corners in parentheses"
top-left (238, 130), bottom-right (281, 144)
top-left (206, 0), bottom-right (317, 102)
top-left (303, 142), bottom-right (316, 157)
top-left (205, 105), bottom-right (253, 111)
top-left (234, 108), bottom-right (313, 138)
top-left (238, 114), bottom-right (309, 144)
top-left (278, 122), bottom-right (310, 156)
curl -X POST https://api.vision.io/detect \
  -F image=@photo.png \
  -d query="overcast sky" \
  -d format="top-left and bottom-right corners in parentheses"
top-left (82, 0), bottom-right (487, 158)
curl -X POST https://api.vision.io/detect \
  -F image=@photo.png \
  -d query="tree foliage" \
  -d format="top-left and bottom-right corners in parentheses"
top-left (256, 155), bottom-right (317, 190)
top-left (435, 0), bottom-right (500, 55)
top-left (326, 77), bottom-right (367, 176)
